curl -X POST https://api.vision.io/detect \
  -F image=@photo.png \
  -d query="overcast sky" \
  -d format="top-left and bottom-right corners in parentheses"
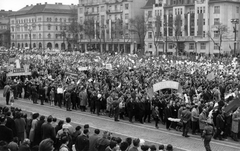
top-left (0, 0), bottom-right (78, 11)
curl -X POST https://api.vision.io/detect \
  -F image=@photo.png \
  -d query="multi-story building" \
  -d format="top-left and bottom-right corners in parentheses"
top-left (9, 3), bottom-right (77, 50)
top-left (144, 0), bottom-right (240, 55)
top-left (78, 0), bottom-right (147, 53)
top-left (0, 10), bottom-right (13, 48)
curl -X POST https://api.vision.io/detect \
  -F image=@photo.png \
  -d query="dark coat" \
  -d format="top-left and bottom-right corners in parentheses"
top-left (41, 122), bottom-right (56, 142)
top-left (164, 107), bottom-right (172, 120)
top-left (216, 114), bottom-right (225, 130)
top-left (89, 134), bottom-right (100, 151)
top-left (0, 125), bottom-right (13, 143)
top-left (75, 134), bottom-right (89, 151)
top-left (6, 116), bottom-right (17, 136)
top-left (33, 119), bottom-right (45, 145)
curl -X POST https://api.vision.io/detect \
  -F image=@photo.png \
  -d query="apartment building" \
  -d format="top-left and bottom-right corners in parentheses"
top-left (78, 0), bottom-right (146, 53)
top-left (9, 3), bottom-right (77, 50)
top-left (0, 10), bottom-right (13, 48)
top-left (144, 0), bottom-right (240, 55)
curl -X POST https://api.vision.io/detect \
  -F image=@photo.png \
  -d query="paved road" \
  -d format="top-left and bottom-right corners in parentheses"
top-left (0, 93), bottom-right (240, 151)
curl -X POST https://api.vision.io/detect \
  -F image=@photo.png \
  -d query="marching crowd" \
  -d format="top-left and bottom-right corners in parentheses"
top-left (1, 50), bottom-right (240, 151)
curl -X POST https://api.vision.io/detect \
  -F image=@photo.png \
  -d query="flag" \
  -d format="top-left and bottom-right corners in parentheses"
top-left (224, 98), bottom-right (240, 114)
top-left (146, 87), bottom-right (154, 100)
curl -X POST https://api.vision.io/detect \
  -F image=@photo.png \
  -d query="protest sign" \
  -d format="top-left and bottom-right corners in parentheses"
top-left (78, 67), bottom-right (88, 71)
top-left (153, 81), bottom-right (182, 92)
top-left (146, 87), bottom-right (154, 99)
top-left (106, 64), bottom-right (113, 70)
top-left (207, 72), bottom-right (215, 81)
top-left (224, 98), bottom-right (240, 114)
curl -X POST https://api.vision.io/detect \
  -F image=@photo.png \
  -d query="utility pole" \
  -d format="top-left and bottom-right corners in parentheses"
top-left (231, 19), bottom-right (239, 56)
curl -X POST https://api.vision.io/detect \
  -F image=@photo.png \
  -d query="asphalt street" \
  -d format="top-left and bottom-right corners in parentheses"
top-left (0, 91), bottom-right (240, 151)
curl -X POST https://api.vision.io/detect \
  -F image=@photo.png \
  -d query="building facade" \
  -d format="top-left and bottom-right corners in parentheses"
top-left (0, 10), bottom-right (13, 48)
top-left (9, 3), bottom-right (77, 50)
top-left (144, 0), bottom-right (240, 55)
top-left (78, 0), bottom-right (146, 53)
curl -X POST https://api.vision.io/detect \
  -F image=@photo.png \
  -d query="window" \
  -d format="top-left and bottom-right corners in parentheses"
top-left (203, 31), bottom-right (206, 37)
top-left (38, 18), bottom-right (41, 22)
top-left (197, 7), bottom-right (199, 14)
top-left (148, 32), bottom-right (152, 39)
top-left (148, 43), bottom-right (152, 48)
top-left (214, 43), bottom-right (219, 50)
top-left (39, 34), bottom-right (41, 39)
top-left (214, 6), bottom-right (220, 14)
top-left (55, 18), bottom-right (58, 22)
top-left (12, 35), bottom-right (14, 40)
top-left (169, 43), bottom-right (174, 49)
top-left (125, 3), bottom-right (129, 10)
top-left (48, 24), bottom-right (51, 30)
top-left (101, 6), bottom-right (105, 12)
top-left (189, 43), bottom-right (194, 50)
top-left (125, 13), bottom-right (129, 20)
top-left (25, 34), bottom-right (28, 39)
top-left (203, 7), bottom-right (205, 13)
top-left (55, 34), bottom-right (58, 39)
top-left (33, 34), bottom-right (36, 39)
top-left (203, 19), bottom-right (205, 25)
top-left (56, 25), bottom-right (58, 30)
top-left (148, 11), bottom-right (152, 18)
top-left (237, 7), bottom-right (239, 13)
top-left (214, 31), bottom-right (219, 37)
top-left (37, 24), bottom-right (41, 31)
top-left (200, 43), bottom-right (206, 49)
top-left (148, 21), bottom-right (152, 28)
top-left (48, 33), bottom-right (51, 39)
top-left (214, 18), bottom-right (220, 25)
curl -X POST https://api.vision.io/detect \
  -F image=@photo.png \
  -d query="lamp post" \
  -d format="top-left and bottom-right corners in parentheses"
top-left (164, 22), bottom-right (168, 56)
top-left (134, 41), bottom-right (136, 54)
top-left (62, 30), bottom-right (66, 50)
top-left (28, 27), bottom-right (32, 49)
top-left (231, 19), bottom-right (239, 56)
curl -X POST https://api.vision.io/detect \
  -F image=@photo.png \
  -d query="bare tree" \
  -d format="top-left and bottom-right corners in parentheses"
top-left (84, 17), bottom-right (95, 50)
top-left (148, 15), bottom-right (163, 55)
top-left (207, 23), bottom-right (229, 53)
top-left (172, 15), bottom-right (184, 55)
top-left (129, 15), bottom-right (148, 54)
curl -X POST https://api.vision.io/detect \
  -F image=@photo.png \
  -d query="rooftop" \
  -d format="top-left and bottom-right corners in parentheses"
top-left (10, 3), bottom-right (77, 16)
top-left (142, 0), bottom-right (155, 9)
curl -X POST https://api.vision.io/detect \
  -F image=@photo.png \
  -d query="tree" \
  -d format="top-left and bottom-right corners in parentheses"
top-left (129, 15), bottom-right (148, 54)
top-left (84, 17), bottom-right (95, 50)
top-left (96, 21), bottom-right (106, 53)
top-left (148, 15), bottom-right (163, 55)
top-left (172, 15), bottom-right (184, 55)
top-left (207, 23), bottom-right (229, 54)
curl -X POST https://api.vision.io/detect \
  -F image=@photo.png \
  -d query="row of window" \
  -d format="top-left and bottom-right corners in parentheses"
top-left (148, 42), bottom-right (220, 50)
top-left (79, 3), bottom-right (129, 14)
top-left (12, 17), bottom-right (72, 24)
top-left (0, 25), bottom-right (7, 30)
top-left (11, 24), bottom-right (68, 32)
top-left (12, 33), bottom-right (72, 40)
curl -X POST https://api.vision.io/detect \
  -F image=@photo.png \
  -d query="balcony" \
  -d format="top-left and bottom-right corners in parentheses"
top-left (106, 9), bottom-right (123, 14)
top-left (155, 3), bottom-right (162, 7)
top-left (84, 11), bottom-right (99, 16)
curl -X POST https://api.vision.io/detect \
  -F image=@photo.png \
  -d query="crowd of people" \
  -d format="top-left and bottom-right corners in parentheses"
top-left (1, 49), bottom-right (240, 151)
top-left (0, 106), bottom-right (174, 151)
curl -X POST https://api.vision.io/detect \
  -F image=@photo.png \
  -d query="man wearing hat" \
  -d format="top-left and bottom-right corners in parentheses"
top-left (202, 120), bottom-right (214, 151)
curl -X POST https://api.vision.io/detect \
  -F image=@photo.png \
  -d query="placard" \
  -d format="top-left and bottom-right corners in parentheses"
top-left (153, 81), bottom-right (181, 92)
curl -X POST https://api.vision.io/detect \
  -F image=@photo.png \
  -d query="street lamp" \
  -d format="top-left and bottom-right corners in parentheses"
top-left (134, 41), bottom-right (136, 54)
top-left (164, 22), bottom-right (168, 56)
top-left (231, 19), bottom-right (239, 56)
top-left (28, 27), bottom-right (32, 49)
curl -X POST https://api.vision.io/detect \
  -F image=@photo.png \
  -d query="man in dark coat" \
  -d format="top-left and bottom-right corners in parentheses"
top-left (33, 116), bottom-right (45, 146)
top-left (213, 110), bottom-right (225, 140)
top-left (5, 111), bottom-right (17, 137)
top-left (164, 103), bottom-right (172, 130)
top-left (41, 116), bottom-right (56, 142)
top-left (126, 97), bottom-right (135, 123)
top-left (181, 105), bottom-right (192, 137)
top-left (3, 84), bottom-right (11, 105)
top-left (89, 129), bottom-right (100, 151)
top-left (0, 116), bottom-right (13, 143)
top-left (75, 129), bottom-right (90, 151)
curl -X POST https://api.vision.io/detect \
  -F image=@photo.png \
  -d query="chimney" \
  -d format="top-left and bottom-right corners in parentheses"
top-left (26, 5), bottom-right (29, 7)
top-left (71, 3), bottom-right (74, 5)
top-left (1, 10), bottom-right (4, 12)
top-left (58, 3), bottom-right (62, 5)
top-left (9, 10), bottom-right (12, 12)
top-left (55, 2), bottom-right (57, 4)
top-left (45, 2), bottom-right (47, 4)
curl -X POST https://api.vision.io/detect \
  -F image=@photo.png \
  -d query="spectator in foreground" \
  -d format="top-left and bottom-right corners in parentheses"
top-left (129, 138), bottom-right (140, 151)
top-left (19, 138), bottom-right (31, 151)
top-left (8, 137), bottom-right (19, 151)
top-left (0, 116), bottom-right (13, 143)
top-left (159, 144), bottom-right (165, 151)
top-left (166, 144), bottom-right (173, 151)
top-left (59, 135), bottom-right (70, 151)
top-left (39, 138), bottom-right (54, 151)
top-left (89, 129), bottom-right (100, 151)
top-left (75, 129), bottom-right (90, 151)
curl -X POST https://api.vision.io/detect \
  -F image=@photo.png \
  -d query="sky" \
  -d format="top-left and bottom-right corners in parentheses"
top-left (0, 0), bottom-right (78, 11)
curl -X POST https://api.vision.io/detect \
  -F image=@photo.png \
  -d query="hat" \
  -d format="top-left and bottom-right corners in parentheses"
top-left (166, 144), bottom-right (173, 151)
top-left (84, 124), bottom-right (89, 129)
top-left (120, 142), bottom-right (129, 151)
top-left (0, 116), bottom-right (6, 123)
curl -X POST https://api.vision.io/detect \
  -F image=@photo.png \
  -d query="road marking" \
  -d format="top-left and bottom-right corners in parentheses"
top-left (5, 98), bottom-right (240, 150)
